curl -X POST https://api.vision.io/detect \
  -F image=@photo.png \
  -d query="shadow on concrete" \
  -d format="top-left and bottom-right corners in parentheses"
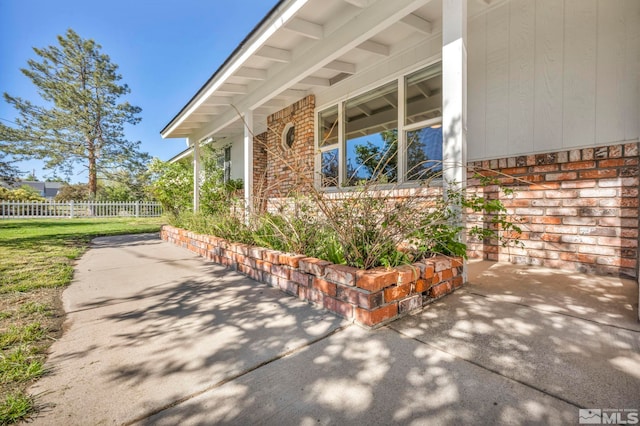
top-left (29, 237), bottom-right (639, 426)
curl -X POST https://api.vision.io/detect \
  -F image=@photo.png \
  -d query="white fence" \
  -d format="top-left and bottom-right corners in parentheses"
top-left (0, 200), bottom-right (163, 219)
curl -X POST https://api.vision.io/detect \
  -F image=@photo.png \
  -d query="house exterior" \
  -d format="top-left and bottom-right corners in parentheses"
top-left (161, 0), bottom-right (640, 281)
top-left (0, 180), bottom-right (63, 199)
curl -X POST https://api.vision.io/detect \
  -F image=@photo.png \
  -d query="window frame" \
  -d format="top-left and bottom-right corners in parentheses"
top-left (316, 61), bottom-right (443, 190)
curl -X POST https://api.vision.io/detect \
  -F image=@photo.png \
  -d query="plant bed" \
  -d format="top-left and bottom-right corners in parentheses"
top-left (161, 225), bottom-right (464, 328)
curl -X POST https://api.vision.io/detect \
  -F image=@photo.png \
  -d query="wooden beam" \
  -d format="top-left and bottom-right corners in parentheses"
top-left (324, 60), bottom-right (356, 74)
top-left (185, 116), bottom-right (213, 123)
top-left (191, 106), bottom-right (223, 115)
top-left (256, 45), bottom-right (292, 63)
top-left (218, 83), bottom-right (248, 94)
top-left (400, 13), bottom-right (433, 34)
top-left (234, 67), bottom-right (267, 80)
top-left (329, 73), bottom-right (351, 86)
top-left (278, 88), bottom-right (308, 98)
top-left (201, 96), bottom-right (233, 106)
top-left (342, 0), bottom-right (376, 7)
top-left (356, 40), bottom-right (390, 56)
top-left (299, 76), bottom-right (331, 87)
top-left (285, 17), bottom-right (323, 40)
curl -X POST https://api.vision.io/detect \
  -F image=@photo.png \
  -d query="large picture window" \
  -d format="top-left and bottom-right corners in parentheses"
top-left (318, 62), bottom-right (442, 188)
top-left (345, 81), bottom-right (398, 185)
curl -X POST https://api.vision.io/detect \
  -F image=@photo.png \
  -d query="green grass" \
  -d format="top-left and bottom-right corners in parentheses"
top-left (18, 303), bottom-right (50, 316)
top-left (0, 347), bottom-right (45, 383)
top-left (0, 323), bottom-right (47, 350)
top-left (0, 392), bottom-right (32, 426)
top-left (0, 217), bottom-right (164, 424)
top-left (0, 218), bottom-right (164, 293)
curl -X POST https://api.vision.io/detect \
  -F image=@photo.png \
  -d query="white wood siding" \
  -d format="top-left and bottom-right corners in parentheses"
top-left (468, 0), bottom-right (640, 160)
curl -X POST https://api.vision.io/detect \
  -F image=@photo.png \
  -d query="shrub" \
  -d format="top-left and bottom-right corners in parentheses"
top-left (148, 158), bottom-right (193, 216)
top-left (164, 127), bottom-right (522, 269)
top-left (0, 185), bottom-right (45, 201)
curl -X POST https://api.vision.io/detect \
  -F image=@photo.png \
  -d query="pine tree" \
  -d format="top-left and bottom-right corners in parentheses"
top-left (0, 29), bottom-right (147, 197)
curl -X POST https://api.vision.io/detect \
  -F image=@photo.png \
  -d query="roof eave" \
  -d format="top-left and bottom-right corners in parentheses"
top-left (160, 0), bottom-right (291, 139)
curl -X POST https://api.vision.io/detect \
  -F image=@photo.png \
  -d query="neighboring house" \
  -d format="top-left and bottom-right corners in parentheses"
top-left (160, 0), bottom-right (640, 281)
top-left (0, 180), bottom-right (63, 199)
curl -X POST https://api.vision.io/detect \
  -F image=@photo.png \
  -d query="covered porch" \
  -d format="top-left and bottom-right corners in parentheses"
top-left (160, 0), bottom-right (475, 212)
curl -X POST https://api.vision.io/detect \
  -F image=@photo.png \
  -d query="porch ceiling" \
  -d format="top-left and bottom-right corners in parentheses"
top-left (161, 0), bottom-right (502, 142)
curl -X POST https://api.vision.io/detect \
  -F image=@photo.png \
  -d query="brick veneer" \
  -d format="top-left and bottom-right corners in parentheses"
top-left (263, 95), bottom-right (316, 199)
top-left (467, 142), bottom-right (639, 278)
top-left (161, 225), bottom-right (463, 327)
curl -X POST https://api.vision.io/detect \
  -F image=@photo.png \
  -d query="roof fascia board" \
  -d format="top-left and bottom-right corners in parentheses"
top-left (161, 0), bottom-right (309, 138)
top-left (168, 146), bottom-right (194, 163)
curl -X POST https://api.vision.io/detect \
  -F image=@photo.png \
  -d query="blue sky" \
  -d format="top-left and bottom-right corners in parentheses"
top-left (0, 0), bottom-right (278, 181)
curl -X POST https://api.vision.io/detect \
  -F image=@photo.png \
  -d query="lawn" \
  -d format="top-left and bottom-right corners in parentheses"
top-left (0, 217), bottom-right (163, 424)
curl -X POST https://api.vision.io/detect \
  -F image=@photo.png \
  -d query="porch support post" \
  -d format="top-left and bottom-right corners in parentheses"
top-left (243, 110), bottom-right (254, 217)
top-left (191, 137), bottom-right (201, 213)
top-left (442, 0), bottom-right (468, 275)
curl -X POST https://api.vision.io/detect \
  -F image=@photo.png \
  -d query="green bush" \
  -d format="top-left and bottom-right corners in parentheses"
top-left (0, 185), bottom-right (45, 202)
top-left (148, 158), bottom-right (193, 216)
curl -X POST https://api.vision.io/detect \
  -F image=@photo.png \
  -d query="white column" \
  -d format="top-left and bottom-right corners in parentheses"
top-left (443, 0), bottom-right (467, 189)
top-left (243, 111), bottom-right (254, 216)
top-left (442, 0), bottom-right (468, 276)
top-left (191, 137), bottom-right (201, 212)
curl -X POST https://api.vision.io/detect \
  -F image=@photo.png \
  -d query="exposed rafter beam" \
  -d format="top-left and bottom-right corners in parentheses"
top-left (324, 60), bottom-right (356, 74)
top-left (254, 106), bottom-right (273, 115)
top-left (191, 0), bottom-right (432, 141)
top-left (342, 0), bottom-right (376, 7)
top-left (400, 13), bottom-right (433, 34)
top-left (234, 67), bottom-right (267, 80)
top-left (256, 45), bottom-right (291, 63)
top-left (218, 83), bottom-right (248, 94)
top-left (356, 40), bottom-right (390, 56)
top-left (191, 106), bottom-right (223, 115)
top-left (185, 116), bottom-right (213, 123)
top-left (383, 94), bottom-right (397, 108)
top-left (179, 123), bottom-right (203, 129)
top-left (356, 105), bottom-right (372, 116)
top-left (277, 88), bottom-right (308, 99)
top-left (415, 81), bottom-right (432, 98)
top-left (299, 76), bottom-right (331, 87)
top-left (285, 17), bottom-right (323, 40)
top-left (202, 96), bottom-right (233, 106)
top-left (261, 99), bottom-right (287, 108)
top-left (329, 73), bottom-right (351, 86)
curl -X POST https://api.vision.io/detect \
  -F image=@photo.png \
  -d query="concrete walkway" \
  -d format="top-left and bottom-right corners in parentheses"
top-left (29, 234), bottom-right (639, 425)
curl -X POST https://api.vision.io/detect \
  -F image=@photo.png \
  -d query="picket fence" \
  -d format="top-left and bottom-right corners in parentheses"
top-left (0, 200), bottom-right (163, 219)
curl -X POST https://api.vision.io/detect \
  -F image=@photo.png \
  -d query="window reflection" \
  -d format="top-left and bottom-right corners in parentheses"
top-left (321, 149), bottom-right (338, 187)
top-left (406, 125), bottom-right (443, 181)
top-left (345, 82), bottom-right (398, 185)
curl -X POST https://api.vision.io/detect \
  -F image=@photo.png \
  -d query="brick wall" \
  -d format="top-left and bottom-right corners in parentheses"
top-left (161, 225), bottom-right (463, 328)
top-left (264, 95), bottom-right (315, 198)
top-left (467, 142), bottom-right (640, 278)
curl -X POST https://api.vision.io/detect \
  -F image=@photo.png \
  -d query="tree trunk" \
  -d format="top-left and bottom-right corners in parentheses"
top-left (88, 139), bottom-right (97, 198)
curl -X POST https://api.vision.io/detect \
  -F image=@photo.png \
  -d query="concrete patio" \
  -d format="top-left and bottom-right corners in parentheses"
top-left (29, 234), bottom-right (639, 425)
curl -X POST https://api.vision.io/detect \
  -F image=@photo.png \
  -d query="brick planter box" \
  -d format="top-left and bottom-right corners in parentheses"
top-left (161, 225), bottom-right (464, 328)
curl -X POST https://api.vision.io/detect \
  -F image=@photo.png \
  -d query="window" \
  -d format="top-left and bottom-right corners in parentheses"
top-left (318, 106), bottom-right (339, 187)
top-left (345, 82), bottom-right (398, 185)
top-left (282, 122), bottom-right (295, 150)
top-left (318, 62), bottom-right (442, 188)
top-left (405, 64), bottom-right (443, 180)
top-left (217, 146), bottom-right (232, 183)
